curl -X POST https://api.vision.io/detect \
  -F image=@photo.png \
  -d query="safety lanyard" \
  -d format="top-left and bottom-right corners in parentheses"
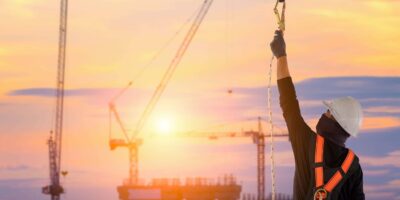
top-left (273, 0), bottom-right (286, 32)
top-left (268, 1), bottom-right (286, 200)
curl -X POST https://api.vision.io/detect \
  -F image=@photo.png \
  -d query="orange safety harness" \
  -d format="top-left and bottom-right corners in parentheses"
top-left (313, 135), bottom-right (355, 200)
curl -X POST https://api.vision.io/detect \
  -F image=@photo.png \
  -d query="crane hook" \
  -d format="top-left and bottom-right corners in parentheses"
top-left (274, 0), bottom-right (286, 32)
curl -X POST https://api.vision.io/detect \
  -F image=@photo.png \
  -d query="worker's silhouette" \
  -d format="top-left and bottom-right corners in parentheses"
top-left (270, 30), bottom-right (365, 200)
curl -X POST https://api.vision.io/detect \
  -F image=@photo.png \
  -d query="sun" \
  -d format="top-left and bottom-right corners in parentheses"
top-left (156, 117), bottom-right (173, 135)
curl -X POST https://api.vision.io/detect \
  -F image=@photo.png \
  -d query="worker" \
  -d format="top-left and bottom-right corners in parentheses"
top-left (270, 30), bottom-right (365, 200)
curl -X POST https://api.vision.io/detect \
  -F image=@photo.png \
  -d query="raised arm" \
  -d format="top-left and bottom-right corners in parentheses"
top-left (270, 30), bottom-right (308, 130)
top-left (270, 30), bottom-right (312, 159)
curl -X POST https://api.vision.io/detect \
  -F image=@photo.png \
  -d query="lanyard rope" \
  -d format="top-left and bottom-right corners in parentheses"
top-left (268, 55), bottom-right (277, 200)
top-left (268, 1), bottom-right (285, 200)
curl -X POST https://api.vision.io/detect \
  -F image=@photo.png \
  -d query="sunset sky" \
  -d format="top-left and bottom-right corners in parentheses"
top-left (0, 0), bottom-right (400, 199)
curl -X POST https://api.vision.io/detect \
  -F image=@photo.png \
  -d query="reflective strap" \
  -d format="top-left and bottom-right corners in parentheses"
top-left (324, 171), bottom-right (342, 192)
top-left (315, 135), bottom-right (324, 187)
top-left (315, 167), bottom-right (324, 187)
top-left (342, 150), bottom-right (355, 173)
top-left (315, 135), bottom-right (324, 163)
top-left (324, 150), bottom-right (355, 192)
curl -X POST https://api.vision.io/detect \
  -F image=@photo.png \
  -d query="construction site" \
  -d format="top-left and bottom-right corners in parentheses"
top-left (39, 0), bottom-right (292, 199)
top-left (4, 0), bottom-right (397, 200)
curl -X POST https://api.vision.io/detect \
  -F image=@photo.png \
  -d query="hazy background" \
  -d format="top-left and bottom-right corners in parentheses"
top-left (0, 0), bottom-right (399, 199)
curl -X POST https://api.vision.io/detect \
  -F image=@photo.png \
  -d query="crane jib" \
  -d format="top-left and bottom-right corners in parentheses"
top-left (108, 0), bottom-right (214, 186)
top-left (130, 0), bottom-right (213, 141)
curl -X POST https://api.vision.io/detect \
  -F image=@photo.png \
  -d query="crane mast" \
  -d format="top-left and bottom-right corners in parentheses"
top-left (257, 117), bottom-right (265, 200)
top-left (42, 0), bottom-right (68, 199)
top-left (109, 0), bottom-right (214, 186)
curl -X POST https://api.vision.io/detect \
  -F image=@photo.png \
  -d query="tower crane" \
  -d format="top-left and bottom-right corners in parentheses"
top-left (42, 0), bottom-right (68, 199)
top-left (177, 117), bottom-right (288, 200)
top-left (109, 0), bottom-right (214, 185)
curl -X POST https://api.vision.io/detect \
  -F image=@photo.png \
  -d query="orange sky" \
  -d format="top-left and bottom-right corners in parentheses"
top-left (1, 0), bottom-right (400, 199)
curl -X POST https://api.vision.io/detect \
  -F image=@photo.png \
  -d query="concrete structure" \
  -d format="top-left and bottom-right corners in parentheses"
top-left (117, 175), bottom-right (241, 200)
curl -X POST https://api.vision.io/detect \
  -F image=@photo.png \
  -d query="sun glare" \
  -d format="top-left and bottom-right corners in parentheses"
top-left (156, 117), bottom-right (173, 135)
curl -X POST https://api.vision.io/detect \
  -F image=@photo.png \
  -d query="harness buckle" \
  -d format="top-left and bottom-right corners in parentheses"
top-left (313, 188), bottom-right (328, 200)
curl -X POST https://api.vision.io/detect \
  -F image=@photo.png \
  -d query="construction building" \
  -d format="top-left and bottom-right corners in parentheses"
top-left (242, 193), bottom-right (293, 200)
top-left (117, 175), bottom-right (241, 200)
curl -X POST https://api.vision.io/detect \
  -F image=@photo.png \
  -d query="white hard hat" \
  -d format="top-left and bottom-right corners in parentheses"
top-left (323, 96), bottom-right (363, 137)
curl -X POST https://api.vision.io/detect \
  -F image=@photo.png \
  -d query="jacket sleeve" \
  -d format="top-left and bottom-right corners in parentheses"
top-left (350, 165), bottom-right (365, 200)
top-left (277, 77), bottom-right (313, 163)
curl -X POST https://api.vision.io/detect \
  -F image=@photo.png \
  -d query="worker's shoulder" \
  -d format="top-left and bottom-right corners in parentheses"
top-left (347, 146), bottom-right (360, 164)
top-left (346, 157), bottom-right (363, 185)
top-left (345, 147), bottom-right (362, 176)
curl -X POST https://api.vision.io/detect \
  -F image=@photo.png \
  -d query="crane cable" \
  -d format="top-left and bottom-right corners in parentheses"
top-left (128, 5), bottom-right (202, 84)
top-left (268, 0), bottom-right (285, 200)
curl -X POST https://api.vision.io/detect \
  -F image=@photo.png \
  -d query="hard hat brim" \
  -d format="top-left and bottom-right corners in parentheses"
top-left (322, 100), bottom-right (332, 110)
top-left (321, 99), bottom-right (361, 137)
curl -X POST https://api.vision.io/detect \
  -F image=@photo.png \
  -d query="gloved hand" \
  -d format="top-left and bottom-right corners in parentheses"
top-left (270, 30), bottom-right (286, 58)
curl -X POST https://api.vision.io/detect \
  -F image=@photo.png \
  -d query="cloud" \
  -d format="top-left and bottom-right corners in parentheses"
top-left (234, 76), bottom-right (400, 101)
top-left (225, 76), bottom-right (400, 134)
top-left (361, 150), bottom-right (400, 168)
top-left (0, 164), bottom-right (32, 171)
top-left (365, 106), bottom-right (400, 114)
top-left (348, 127), bottom-right (400, 156)
top-left (0, 178), bottom-right (45, 188)
top-left (7, 88), bottom-right (114, 97)
top-left (362, 116), bottom-right (400, 130)
top-left (306, 116), bottom-right (400, 133)
top-left (5, 77), bottom-right (399, 137)
top-left (364, 179), bottom-right (400, 200)
top-left (232, 76), bottom-right (400, 119)
top-left (365, 191), bottom-right (397, 200)
top-left (293, 76), bottom-right (400, 101)
top-left (364, 169), bottom-right (390, 176)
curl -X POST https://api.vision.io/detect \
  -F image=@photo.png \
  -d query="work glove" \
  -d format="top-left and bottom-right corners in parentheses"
top-left (270, 30), bottom-right (286, 58)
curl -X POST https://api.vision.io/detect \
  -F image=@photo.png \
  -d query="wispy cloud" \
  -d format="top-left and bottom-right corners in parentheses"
top-left (365, 179), bottom-right (400, 200)
top-left (297, 77), bottom-right (399, 100)
top-left (364, 169), bottom-right (390, 176)
top-left (8, 76), bottom-right (399, 132)
top-left (0, 177), bottom-right (45, 187)
top-left (231, 76), bottom-right (400, 132)
top-left (233, 76), bottom-right (400, 104)
top-left (0, 164), bottom-right (30, 171)
top-left (362, 150), bottom-right (400, 167)
top-left (7, 88), bottom-right (114, 97)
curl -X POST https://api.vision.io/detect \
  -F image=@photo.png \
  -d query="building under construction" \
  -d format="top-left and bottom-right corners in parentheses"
top-left (117, 175), bottom-right (242, 200)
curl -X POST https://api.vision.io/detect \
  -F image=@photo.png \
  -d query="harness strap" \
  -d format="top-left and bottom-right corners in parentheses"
top-left (324, 149), bottom-right (355, 192)
top-left (315, 135), bottom-right (324, 187)
top-left (314, 135), bottom-right (355, 193)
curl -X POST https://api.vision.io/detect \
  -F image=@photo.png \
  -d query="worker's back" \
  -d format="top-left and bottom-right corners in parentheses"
top-left (306, 134), bottom-right (365, 200)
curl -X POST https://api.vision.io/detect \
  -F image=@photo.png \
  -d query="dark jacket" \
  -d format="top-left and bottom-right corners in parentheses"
top-left (277, 77), bottom-right (365, 200)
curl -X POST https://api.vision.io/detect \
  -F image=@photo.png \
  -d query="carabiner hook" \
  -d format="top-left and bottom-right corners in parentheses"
top-left (273, 0), bottom-right (286, 32)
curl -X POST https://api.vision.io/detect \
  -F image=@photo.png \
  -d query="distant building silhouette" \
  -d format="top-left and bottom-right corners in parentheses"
top-left (242, 193), bottom-right (292, 200)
